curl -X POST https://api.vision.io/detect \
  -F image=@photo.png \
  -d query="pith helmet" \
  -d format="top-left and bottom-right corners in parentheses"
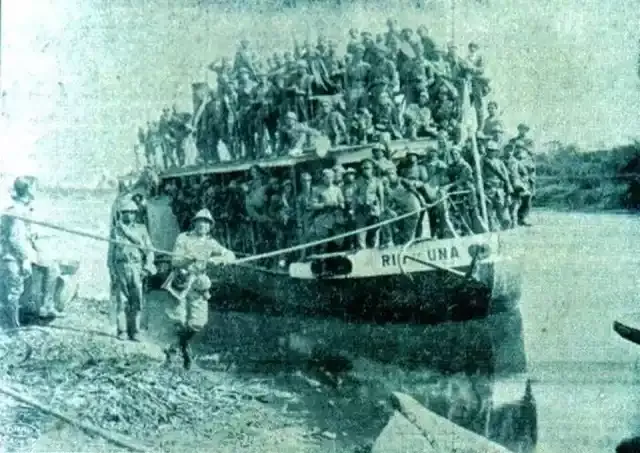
top-left (193, 208), bottom-right (214, 224)
top-left (12, 176), bottom-right (33, 197)
top-left (118, 199), bottom-right (139, 213)
top-left (192, 274), bottom-right (212, 292)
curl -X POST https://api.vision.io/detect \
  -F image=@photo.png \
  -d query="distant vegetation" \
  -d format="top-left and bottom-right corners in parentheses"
top-left (534, 141), bottom-right (640, 212)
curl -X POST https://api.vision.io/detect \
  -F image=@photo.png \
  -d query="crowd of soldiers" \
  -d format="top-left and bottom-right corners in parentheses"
top-left (159, 125), bottom-right (535, 258)
top-left (137, 19), bottom-right (496, 167)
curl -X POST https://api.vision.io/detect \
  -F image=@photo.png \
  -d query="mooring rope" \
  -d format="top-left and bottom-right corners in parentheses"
top-left (0, 190), bottom-right (468, 268)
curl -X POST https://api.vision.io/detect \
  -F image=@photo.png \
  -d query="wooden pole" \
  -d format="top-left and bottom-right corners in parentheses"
top-left (0, 382), bottom-right (148, 452)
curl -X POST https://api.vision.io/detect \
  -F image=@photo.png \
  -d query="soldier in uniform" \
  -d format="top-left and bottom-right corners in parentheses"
top-left (508, 123), bottom-right (534, 152)
top-left (346, 29), bottom-right (361, 56)
top-left (515, 142), bottom-right (535, 226)
top-left (371, 143), bottom-right (396, 177)
top-left (345, 44), bottom-right (371, 115)
top-left (404, 90), bottom-right (439, 140)
top-left (107, 199), bottom-right (156, 341)
top-left (166, 209), bottom-right (236, 369)
top-left (504, 143), bottom-right (527, 228)
top-left (308, 169), bottom-right (345, 253)
top-left (448, 146), bottom-right (481, 234)
top-left (371, 91), bottom-right (403, 140)
top-left (1, 177), bottom-right (62, 327)
top-left (482, 101), bottom-right (505, 143)
top-left (350, 107), bottom-right (375, 144)
top-left (464, 42), bottom-right (489, 132)
top-left (278, 111), bottom-right (320, 156)
top-left (482, 141), bottom-right (513, 231)
top-left (296, 172), bottom-right (315, 244)
top-left (236, 68), bottom-right (258, 159)
top-left (309, 99), bottom-right (349, 146)
top-left (354, 159), bottom-right (385, 249)
top-left (383, 166), bottom-right (422, 246)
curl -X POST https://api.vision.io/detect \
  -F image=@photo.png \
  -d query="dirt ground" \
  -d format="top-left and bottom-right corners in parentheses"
top-left (0, 296), bottom-right (394, 453)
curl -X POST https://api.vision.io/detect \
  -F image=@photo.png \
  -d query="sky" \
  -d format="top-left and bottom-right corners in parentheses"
top-left (1, 0), bottom-right (640, 184)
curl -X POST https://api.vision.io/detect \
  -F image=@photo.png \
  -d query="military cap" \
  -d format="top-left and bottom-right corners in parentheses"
top-left (405, 149), bottom-right (419, 158)
top-left (333, 164), bottom-right (346, 173)
top-left (282, 179), bottom-right (293, 187)
top-left (238, 67), bottom-right (251, 74)
top-left (372, 143), bottom-right (385, 152)
top-left (118, 199), bottom-right (139, 213)
top-left (486, 141), bottom-right (500, 151)
top-left (517, 123), bottom-right (530, 132)
top-left (296, 60), bottom-right (308, 69)
top-left (268, 176), bottom-right (280, 185)
top-left (468, 42), bottom-right (480, 50)
top-left (322, 168), bottom-right (335, 178)
top-left (476, 131), bottom-right (490, 141)
top-left (285, 111), bottom-right (298, 121)
top-left (361, 158), bottom-right (374, 167)
top-left (301, 172), bottom-right (312, 181)
top-left (426, 146), bottom-right (438, 154)
top-left (344, 167), bottom-right (357, 175)
top-left (193, 208), bottom-right (214, 223)
top-left (192, 274), bottom-right (212, 292)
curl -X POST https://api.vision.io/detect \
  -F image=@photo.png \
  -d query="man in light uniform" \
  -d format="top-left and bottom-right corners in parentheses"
top-left (166, 208), bottom-right (235, 369)
top-left (482, 141), bottom-right (513, 231)
top-left (107, 199), bottom-right (156, 341)
top-left (1, 177), bottom-right (63, 328)
top-left (354, 159), bottom-right (385, 249)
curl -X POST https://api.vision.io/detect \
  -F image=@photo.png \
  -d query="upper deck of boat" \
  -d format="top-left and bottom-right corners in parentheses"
top-left (158, 138), bottom-right (437, 180)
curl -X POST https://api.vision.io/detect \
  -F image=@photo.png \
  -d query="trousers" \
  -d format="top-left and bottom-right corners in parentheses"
top-left (0, 260), bottom-right (24, 329)
top-left (113, 261), bottom-right (145, 338)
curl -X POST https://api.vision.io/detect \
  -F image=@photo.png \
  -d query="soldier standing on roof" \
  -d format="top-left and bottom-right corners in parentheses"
top-left (107, 199), bottom-right (156, 341)
top-left (166, 209), bottom-right (236, 370)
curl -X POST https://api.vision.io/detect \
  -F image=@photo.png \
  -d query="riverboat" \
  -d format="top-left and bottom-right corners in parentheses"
top-left (138, 132), bottom-right (526, 375)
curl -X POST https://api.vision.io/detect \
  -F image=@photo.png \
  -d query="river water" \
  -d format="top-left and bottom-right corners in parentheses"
top-left (28, 192), bottom-right (640, 452)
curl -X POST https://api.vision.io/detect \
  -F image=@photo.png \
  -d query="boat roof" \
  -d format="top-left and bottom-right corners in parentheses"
top-left (158, 138), bottom-right (437, 180)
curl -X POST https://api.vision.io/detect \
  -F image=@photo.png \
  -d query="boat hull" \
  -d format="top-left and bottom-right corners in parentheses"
top-left (145, 288), bottom-right (526, 374)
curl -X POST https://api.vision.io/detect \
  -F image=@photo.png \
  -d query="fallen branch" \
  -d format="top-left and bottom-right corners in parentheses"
top-left (0, 381), bottom-right (149, 452)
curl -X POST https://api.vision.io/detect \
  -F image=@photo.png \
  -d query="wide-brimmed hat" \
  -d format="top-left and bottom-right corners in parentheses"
top-left (118, 199), bottom-right (139, 213)
top-left (193, 208), bottom-right (214, 223)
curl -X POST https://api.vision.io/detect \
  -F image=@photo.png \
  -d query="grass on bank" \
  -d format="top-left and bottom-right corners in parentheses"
top-left (533, 140), bottom-right (640, 211)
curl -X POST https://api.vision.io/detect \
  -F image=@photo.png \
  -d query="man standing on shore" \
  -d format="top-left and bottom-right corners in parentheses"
top-left (1, 177), bottom-right (64, 328)
top-left (107, 199), bottom-right (156, 341)
top-left (166, 209), bottom-right (236, 370)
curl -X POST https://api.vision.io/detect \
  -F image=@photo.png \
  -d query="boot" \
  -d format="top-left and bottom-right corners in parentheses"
top-left (179, 328), bottom-right (196, 370)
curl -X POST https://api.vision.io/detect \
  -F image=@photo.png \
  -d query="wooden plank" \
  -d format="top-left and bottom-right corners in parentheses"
top-left (391, 392), bottom-right (512, 453)
top-left (372, 411), bottom-right (438, 453)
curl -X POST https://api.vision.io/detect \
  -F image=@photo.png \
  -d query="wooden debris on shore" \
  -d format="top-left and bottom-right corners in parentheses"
top-left (0, 327), bottom-right (303, 451)
top-left (372, 392), bottom-right (511, 453)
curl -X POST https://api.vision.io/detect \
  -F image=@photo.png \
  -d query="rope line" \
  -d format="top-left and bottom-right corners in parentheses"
top-left (0, 190), bottom-right (465, 267)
